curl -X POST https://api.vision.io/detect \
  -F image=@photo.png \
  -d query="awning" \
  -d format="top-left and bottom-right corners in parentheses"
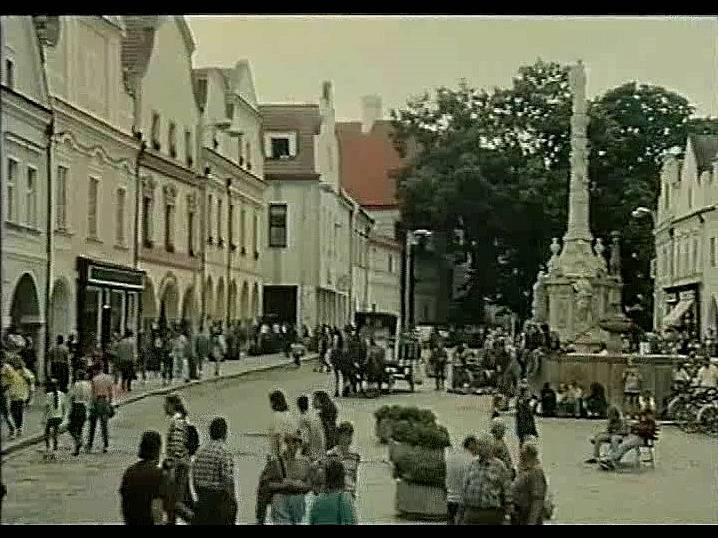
top-left (662, 298), bottom-right (695, 328)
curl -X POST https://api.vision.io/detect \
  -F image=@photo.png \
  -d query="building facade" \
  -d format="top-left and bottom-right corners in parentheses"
top-left (1, 16), bottom-right (54, 377)
top-left (260, 82), bottom-right (355, 328)
top-left (194, 60), bottom-right (266, 327)
top-left (129, 16), bottom-right (203, 333)
top-left (40, 16), bottom-right (144, 357)
top-left (655, 135), bottom-right (718, 336)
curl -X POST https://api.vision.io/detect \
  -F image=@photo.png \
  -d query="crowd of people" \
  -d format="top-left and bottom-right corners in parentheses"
top-left (118, 389), bottom-right (360, 525)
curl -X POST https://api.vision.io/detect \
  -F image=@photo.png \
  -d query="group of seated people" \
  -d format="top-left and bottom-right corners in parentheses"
top-left (585, 405), bottom-right (658, 471)
top-left (539, 381), bottom-right (609, 419)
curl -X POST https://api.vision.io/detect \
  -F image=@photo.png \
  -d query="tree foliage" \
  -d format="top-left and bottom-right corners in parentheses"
top-left (392, 60), bottom-right (704, 326)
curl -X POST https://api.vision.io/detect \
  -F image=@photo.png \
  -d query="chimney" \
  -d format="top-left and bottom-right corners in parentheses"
top-left (321, 81), bottom-right (333, 105)
top-left (361, 95), bottom-right (382, 134)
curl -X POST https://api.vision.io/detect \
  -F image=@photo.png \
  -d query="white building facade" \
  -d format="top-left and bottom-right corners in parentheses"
top-left (194, 61), bottom-right (266, 327)
top-left (41, 16), bottom-right (144, 358)
top-left (655, 135), bottom-right (718, 336)
top-left (1, 16), bottom-right (54, 377)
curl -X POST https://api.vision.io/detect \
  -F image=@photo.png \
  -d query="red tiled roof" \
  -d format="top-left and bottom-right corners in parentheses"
top-left (337, 119), bottom-right (406, 208)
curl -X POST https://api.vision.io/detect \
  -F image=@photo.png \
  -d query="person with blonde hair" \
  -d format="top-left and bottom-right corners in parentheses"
top-left (510, 441), bottom-right (548, 525)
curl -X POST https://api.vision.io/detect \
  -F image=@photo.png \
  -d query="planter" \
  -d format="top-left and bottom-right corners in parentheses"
top-left (395, 479), bottom-right (447, 521)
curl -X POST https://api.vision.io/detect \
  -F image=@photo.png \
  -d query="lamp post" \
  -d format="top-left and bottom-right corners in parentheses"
top-left (404, 229), bottom-right (432, 330)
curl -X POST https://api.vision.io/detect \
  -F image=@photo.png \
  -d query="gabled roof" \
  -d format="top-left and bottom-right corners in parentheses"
top-left (689, 134), bottom-right (718, 173)
top-left (173, 16), bottom-right (196, 55)
top-left (120, 16), bottom-right (160, 94)
top-left (336, 119), bottom-right (404, 208)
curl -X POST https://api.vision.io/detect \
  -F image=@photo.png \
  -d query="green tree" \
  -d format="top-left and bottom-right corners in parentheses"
top-left (392, 60), bottom-right (700, 327)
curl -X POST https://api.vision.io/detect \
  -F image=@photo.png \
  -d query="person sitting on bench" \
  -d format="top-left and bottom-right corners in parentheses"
top-left (585, 405), bottom-right (628, 464)
top-left (599, 409), bottom-right (657, 471)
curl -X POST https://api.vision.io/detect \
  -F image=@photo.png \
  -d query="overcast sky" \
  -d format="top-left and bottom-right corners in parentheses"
top-left (187, 15), bottom-right (718, 122)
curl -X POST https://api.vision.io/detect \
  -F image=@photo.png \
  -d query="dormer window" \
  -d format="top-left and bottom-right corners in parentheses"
top-left (264, 132), bottom-right (297, 160)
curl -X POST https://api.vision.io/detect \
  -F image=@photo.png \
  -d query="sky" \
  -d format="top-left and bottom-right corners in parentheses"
top-left (187, 15), bottom-right (718, 122)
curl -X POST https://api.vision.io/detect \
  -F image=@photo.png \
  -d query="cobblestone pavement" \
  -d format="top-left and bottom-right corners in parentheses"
top-left (0, 352), bottom-right (308, 453)
top-left (1, 366), bottom-right (717, 524)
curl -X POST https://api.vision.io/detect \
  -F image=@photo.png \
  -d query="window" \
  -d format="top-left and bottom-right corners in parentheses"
top-left (240, 208), bottom-right (246, 252)
top-left (271, 137), bottom-right (290, 159)
top-left (268, 204), bottom-right (287, 247)
top-left (217, 199), bottom-right (223, 244)
top-left (168, 122), bottom-right (177, 158)
top-left (237, 134), bottom-right (244, 166)
top-left (188, 209), bottom-right (195, 256)
top-left (185, 130), bottom-right (193, 167)
top-left (25, 167), bottom-right (37, 227)
top-left (88, 177), bottom-right (99, 238)
top-left (142, 196), bottom-right (153, 246)
top-left (165, 202), bottom-right (175, 252)
top-left (692, 238), bottom-right (698, 273)
top-left (116, 188), bottom-right (126, 245)
top-left (151, 112), bottom-right (160, 149)
top-left (6, 158), bottom-right (18, 222)
top-left (246, 141), bottom-right (252, 169)
top-left (5, 59), bottom-right (14, 89)
top-left (252, 211), bottom-right (258, 255)
top-left (207, 194), bottom-right (214, 242)
top-left (56, 166), bottom-right (68, 230)
top-left (712, 238), bottom-right (717, 268)
top-left (388, 254), bottom-right (394, 273)
top-left (688, 187), bottom-right (693, 209)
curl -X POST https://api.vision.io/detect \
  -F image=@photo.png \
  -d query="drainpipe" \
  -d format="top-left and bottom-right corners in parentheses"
top-left (364, 225), bottom-right (370, 312)
top-left (226, 177), bottom-right (232, 325)
top-left (43, 118), bottom-right (55, 386)
top-left (133, 135), bottom-right (147, 270)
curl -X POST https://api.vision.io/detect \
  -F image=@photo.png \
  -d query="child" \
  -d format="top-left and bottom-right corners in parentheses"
top-left (44, 379), bottom-right (67, 460)
top-left (623, 360), bottom-right (642, 418)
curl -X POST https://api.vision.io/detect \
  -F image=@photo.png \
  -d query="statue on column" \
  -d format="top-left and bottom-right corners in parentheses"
top-left (547, 238), bottom-right (561, 274)
top-left (573, 277), bottom-right (593, 330)
top-left (532, 270), bottom-right (547, 321)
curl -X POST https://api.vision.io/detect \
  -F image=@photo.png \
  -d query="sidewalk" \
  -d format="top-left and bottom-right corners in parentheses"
top-left (1, 352), bottom-right (317, 456)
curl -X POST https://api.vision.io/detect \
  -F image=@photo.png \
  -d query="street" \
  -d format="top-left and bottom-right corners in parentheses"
top-left (2, 364), bottom-right (717, 524)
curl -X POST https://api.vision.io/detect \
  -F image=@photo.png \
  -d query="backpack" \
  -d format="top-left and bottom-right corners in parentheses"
top-left (186, 423), bottom-right (200, 456)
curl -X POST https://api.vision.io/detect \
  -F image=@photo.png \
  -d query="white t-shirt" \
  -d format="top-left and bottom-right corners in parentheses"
top-left (268, 410), bottom-right (298, 456)
top-left (696, 365), bottom-right (718, 388)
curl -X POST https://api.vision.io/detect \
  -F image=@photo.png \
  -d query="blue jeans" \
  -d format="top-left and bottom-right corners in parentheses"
top-left (271, 494), bottom-right (306, 524)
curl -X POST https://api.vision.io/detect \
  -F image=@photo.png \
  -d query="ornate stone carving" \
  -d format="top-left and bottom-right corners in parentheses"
top-left (163, 184), bottom-right (178, 205)
top-left (610, 231), bottom-right (622, 275)
top-left (33, 16), bottom-right (61, 47)
top-left (141, 176), bottom-right (156, 199)
top-left (594, 238), bottom-right (608, 273)
top-left (186, 192), bottom-right (198, 212)
top-left (547, 238), bottom-right (561, 273)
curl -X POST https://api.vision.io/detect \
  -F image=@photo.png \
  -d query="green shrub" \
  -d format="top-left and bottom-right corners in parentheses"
top-left (391, 421), bottom-right (451, 450)
top-left (393, 445), bottom-right (446, 488)
top-left (374, 405), bottom-right (436, 426)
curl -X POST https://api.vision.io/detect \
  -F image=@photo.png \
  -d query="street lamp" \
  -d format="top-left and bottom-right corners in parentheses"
top-left (405, 229), bottom-right (432, 330)
top-left (631, 206), bottom-right (655, 224)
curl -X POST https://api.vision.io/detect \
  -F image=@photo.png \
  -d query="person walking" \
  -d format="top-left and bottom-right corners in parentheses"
top-left (193, 323), bottom-right (211, 380)
top-left (515, 382), bottom-right (539, 448)
top-left (48, 335), bottom-right (71, 393)
top-left (20, 334), bottom-right (37, 376)
top-left (68, 369), bottom-right (92, 456)
top-left (117, 330), bottom-right (137, 393)
top-left (137, 331), bottom-right (149, 384)
top-left (510, 441), bottom-right (548, 525)
top-left (211, 328), bottom-right (226, 377)
top-left (192, 417), bottom-right (238, 525)
top-left (459, 434), bottom-right (512, 525)
top-left (171, 330), bottom-right (189, 384)
top-left (297, 395), bottom-right (326, 461)
top-left (308, 459), bottom-right (357, 525)
top-left (161, 330), bottom-right (174, 386)
top-left (43, 379), bottom-right (67, 460)
top-left (0, 356), bottom-right (18, 439)
top-left (87, 364), bottom-right (114, 454)
top-left (313, 391), bottom-right (338, 450)
top-left (120, 431), bottom-right (170, 525)
top-left (430, 342), bottom-right (448, 391)
top-left (268, 390), bottom-right (296, 459)
top-left (163, 394), bottom-right (194, 524)
top-left (261, 431), bottom-right (312, 525)
top-left (326, 422), bottom-right (360, 500)
top-left (6, 357), bottom-right (30, 438)
top-left (490, 418), bottom-right (515, 480)
top-left (445, 436), bottom-right (476, 524)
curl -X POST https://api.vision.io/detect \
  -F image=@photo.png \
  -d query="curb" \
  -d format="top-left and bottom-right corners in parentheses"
top-left (1, 354), bottom-right (318, 456)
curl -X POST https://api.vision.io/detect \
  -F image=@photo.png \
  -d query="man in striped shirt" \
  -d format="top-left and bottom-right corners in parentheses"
top-left (192, 417), bottom-right (237, 525)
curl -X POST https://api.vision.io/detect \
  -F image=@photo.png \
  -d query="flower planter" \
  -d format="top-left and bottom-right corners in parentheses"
top-left (395, 479), bottom-right (447, 521)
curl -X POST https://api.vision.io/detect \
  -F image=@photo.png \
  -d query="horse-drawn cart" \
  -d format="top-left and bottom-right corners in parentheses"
top-left (384, 333), bottom-right (422, 393)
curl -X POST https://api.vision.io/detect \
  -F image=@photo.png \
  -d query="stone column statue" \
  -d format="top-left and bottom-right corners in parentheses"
top-left (610, 231), bottom-right (622, 276)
